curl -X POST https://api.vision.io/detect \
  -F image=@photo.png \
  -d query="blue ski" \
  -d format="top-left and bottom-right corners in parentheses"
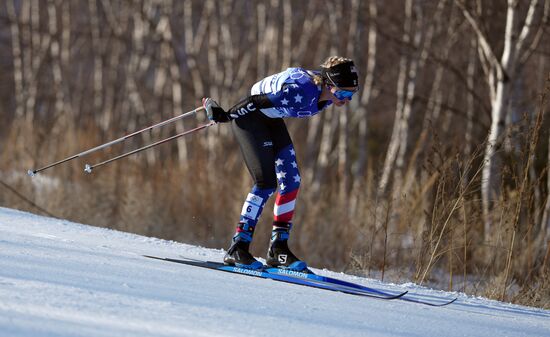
top-left (143, 255), bottom-right (407, 300)
top-left (264, 267), bottom-right (457, 307)
top-left (265, 267), bottom-right (391, 296)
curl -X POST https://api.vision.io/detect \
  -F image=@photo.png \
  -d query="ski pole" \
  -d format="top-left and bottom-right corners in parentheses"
top-left (84, 121), bottom-right (215, 174)
top-left (28, 107), bottom-right (205, 176)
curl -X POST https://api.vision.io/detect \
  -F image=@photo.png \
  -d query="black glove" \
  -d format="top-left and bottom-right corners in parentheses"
top-left (210, 106), bottom-right (232, 123)
top-left (203, 98), bottom-right (232, 123)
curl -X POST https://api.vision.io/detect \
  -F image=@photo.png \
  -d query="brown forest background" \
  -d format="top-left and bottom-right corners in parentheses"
top-left (1, 0), bottom-right (550, 307)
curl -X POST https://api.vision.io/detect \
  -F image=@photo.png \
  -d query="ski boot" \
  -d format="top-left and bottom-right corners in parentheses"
top-left (223, 223), bottom-right (263, 270)
top-left (266, 222), bottom-right (308, 272)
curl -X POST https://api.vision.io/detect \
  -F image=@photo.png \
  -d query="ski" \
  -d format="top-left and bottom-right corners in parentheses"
top-left (399, 296), bottom-right (457, 307)
top-left (264, 267), bottom-right (457, 307)
top-left (143, 255), bottom-right (407, 300)
top-left (265, 267), bottom-right (392, 296)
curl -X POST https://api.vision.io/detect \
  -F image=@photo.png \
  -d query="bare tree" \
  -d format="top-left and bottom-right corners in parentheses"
top-left (455, 0), bottom-right (548, 239)
top-left (542, 74), bottom-right (550, 243)
top-left (338, 0), bottom-right (361, 202)
top-left (544, 131), bottom-right (550, 242)
top-left (6, 0), bottom-right (24, 121)
top-left (378, 0), bottom-right (425, 194)
top-left (350, 0), bottom-right (378, 215)
top-left (464, 37), bottom-right (477, 162)
top-left (88, 0), bottom-right (107, 130)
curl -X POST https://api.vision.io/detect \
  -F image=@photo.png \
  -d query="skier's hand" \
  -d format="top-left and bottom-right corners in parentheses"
top-left (203, 98), bottom-right (232, 123)
top-left (209, 106), bottom-right (232, 123)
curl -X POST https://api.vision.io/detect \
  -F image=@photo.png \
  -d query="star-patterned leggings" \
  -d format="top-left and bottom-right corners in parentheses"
top-left (230, 110), bottom-right (300, 243)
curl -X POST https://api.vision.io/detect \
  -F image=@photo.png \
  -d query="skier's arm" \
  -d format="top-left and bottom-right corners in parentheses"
top-left (205, 95), bottom-right (273, 123)
top-left (227, 83), bottom-right (311, 119)
top-left (226, 94), bottom-right (274, 120)
top-left (210, 84), bottom-right (310, 122)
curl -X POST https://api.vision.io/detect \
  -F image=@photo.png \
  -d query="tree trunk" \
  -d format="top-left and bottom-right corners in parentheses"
top-left (394, 0), bottom-right (425, 192)
top-left (481, 68), bottom-right (511, 237)
top-left (350, 0), bottom-right (378, 214)
top-left (457, 0), bottom-right (544, 239)
top-left (88, 0), bottom-right (107, 131)
top-left (543, 130), bottom-right (550, 242)
top-left (338, 0), bottom-right (360, 202)
top-left (352, 0), bottom-right (378, 180)
top-left (464, 37), bottom-right (477, 162)
top-left (48, 0), bottom-right (76, 160)
top-left (378, 0), bottom-right (414, 195)
top-left (542, 73), bottom-right (550, 242)
top-left (312, 113), bottom-right (338, 194)
top-left (6, 0), bottom-right (24, 121)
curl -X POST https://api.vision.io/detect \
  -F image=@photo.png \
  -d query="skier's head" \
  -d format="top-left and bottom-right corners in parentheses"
top-left (320, 56), bottom-right (359, 106)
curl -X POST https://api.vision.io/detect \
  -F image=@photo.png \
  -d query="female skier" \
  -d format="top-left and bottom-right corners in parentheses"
top-left (203, 56), bottom-right (358, 271)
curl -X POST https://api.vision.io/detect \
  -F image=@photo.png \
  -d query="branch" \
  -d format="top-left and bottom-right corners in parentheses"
top-left (515, 0), bottom-right (542, 57)
top-left (518, 0), bottom-right (549, 66)
top-left (454, 0), bottom-right (503, 75)
top-left (374, 26), bottom-right (491, 116)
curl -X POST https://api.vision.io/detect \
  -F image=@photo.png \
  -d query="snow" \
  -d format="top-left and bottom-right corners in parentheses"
top-left (0, 207), bottom-right (548, 337)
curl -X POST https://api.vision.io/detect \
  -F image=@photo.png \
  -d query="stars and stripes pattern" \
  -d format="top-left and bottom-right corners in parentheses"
top-left (235, 185), bottom-right (276, 242)
top-left (250, 67), bottom-right (332, 119)
top-left (273, 145), bottom-right (300, 223)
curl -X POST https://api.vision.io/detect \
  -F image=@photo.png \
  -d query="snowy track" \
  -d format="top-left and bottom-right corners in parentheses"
top-left (0, 207), bottom-right (548, 337)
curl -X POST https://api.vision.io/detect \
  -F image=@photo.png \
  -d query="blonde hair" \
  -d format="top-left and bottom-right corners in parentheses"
top-left (321, 56), bottom-right (353, 68)
top-left (311, 56), bottom-right (354, 85)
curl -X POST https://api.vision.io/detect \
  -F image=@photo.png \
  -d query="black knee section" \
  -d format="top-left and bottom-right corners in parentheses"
top-left (253, 171), bottom-right (278, 190)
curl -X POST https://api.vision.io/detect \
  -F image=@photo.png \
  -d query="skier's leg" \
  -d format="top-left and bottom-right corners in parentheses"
top-left (273, 144), bottom-right (301, 224)
top-left (224, 113), bottom-right (277, 269)
top-left (265, 121), bottom-right (307, 271)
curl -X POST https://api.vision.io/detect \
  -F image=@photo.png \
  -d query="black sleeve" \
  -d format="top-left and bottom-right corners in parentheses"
top-left (228, 94), bottom-right (274, 119)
